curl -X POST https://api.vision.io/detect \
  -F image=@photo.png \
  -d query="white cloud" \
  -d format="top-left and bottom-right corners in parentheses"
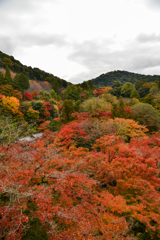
top-left (0, 0), bottom-right (160, 83)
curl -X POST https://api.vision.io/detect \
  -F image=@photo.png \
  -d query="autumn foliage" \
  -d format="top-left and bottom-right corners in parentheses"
top-left (1, 111), bottom-right (160, 240)
top-left (1, 67), bottom-right (160, 239)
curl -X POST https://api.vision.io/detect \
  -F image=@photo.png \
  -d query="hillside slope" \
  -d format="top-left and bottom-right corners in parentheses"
top-left (0, 51), bottom-right (69, 88)
top-left (89, 70), bottom-right (160, 87)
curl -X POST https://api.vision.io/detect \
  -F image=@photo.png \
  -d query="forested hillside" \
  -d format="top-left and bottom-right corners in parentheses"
top-left (0, 51), bottom-right (68, 88)
top-left (89, 70), bottom-right (160, 87)
top-left (1, 54), bottom-right (160, 239)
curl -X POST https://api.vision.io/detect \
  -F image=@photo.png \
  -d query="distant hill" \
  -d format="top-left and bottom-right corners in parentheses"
top-left (0, 50), bottom-right (69, 88)
top-left (89, 70), bottom-right (160, 87)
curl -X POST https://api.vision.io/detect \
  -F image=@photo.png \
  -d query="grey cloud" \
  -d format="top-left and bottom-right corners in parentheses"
top-left (146, 0), bottom-right (160, 9)
top-left (137, 33), bottom-right (160, 43)
top-left (0, 35), bottom-right (16, 55)
top-left (67, 38), bottom-right (160, 82)
top-left (147, 0), bottom-right (160, 6)
top-left (18, 33), bottom-right (68, 48)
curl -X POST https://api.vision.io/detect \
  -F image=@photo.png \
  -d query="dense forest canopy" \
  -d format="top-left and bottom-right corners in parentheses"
top-left (89, 70), bottom-right (160, 87)
top-left (0, 51), bottom-right (160, 240)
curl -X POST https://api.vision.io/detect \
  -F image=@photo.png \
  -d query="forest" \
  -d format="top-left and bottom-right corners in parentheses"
top-left (0, 61), bottom-right (160, 239)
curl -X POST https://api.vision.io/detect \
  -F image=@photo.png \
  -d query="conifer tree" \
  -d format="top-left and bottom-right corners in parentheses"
top-left (13, 73), bottom-right (30, 95)
top-left (61, 99), bottom-right (74, 122)
top-left (130, 89), bottom-right (140, 100)
top-left (4, 65), bottom-right (13, 86)
top-left (51, 79), bottom-right (60, 95)
top-left (0, 72), bottom-right (5, 85)
top-left (50, 89), bottom-right (57, 100)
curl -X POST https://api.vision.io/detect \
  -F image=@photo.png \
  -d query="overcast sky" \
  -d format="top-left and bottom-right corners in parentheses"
top-left (0, 0), bottom-right (160, 83)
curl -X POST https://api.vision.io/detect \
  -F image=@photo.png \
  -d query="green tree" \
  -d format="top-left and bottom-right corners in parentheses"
top-left (81, 81), bottom-right (90, 90)
top-left (121, 82), bottom-right (134, 98)
top-left (112, 80), bottom-right (123, 97)
top-left (3, 57), bottom-right (13, 66)
top-left (131, 103), bottom-right (160, 131)
top-left (61, 99), bottom-right (74, 122)
top-left (68, 88), bottom-right (80, 101)
top-left (74, 100), bottom-right (81, 112)
top-left (62, 84), bottom-right (72, 100)
top-left (50, 89), bottom-right (57, 100)
top-left (13, 73), bottom-right (30, 95)
top-left (0, 71), bottom-right (5, 85)
top-left (135, 80), bottom-right (143, 90)
top-left (51, 79), bottom-right (60, 95)
top-left (88, 80), bottom-right (94, 89)
top-left (4, 65), bottom-right (13, 86)
top-left (130, 89), bottom-right (140, 100)
top-left (157, 78), bottom-right (160, 89)
top-left (138, 83), bottom-right (150, 98)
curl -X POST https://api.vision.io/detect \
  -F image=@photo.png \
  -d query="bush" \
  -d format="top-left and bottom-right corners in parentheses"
top-left (80, 97), bottom-right (111, 113)
top-left (102, 93), bottom-right (118, 104)
top-left (31, 100), bottom-right (43, 111)
top-left (26, 107), bottom-right (39, 120)
top-left (131, 103), bottom-right (160, 131)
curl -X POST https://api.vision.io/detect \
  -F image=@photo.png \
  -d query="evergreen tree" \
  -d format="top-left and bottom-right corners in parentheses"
top-left (0, 72), bottom-right (5, 85)
top-left (157, 78), bottom-right (160, 89)
top-left (111, 102), bottom-right (118, 119)
top-left (68, 87), bottom-right (80, 101)
top-left (13, 73), bottom-right (30, 100)
top-left (81, 81), bottom-right (90, 90)
top-left (118, 97), bottom-right (126, 118)
top-left (74, 100), bottom-right (81, 112)
top-left (51, 79), bottom-right (60, 95)
top-left (130, 89), bottom-right (140, 100)
top-left (4, 65), bottom-right (13, 86)
top-left (62, 84), bottom-right (72, 100)
top-left (13, 73), bottom-right (30, 94)
top-left (50, 89), bottom-right (57, 100)
top-left (61, 99), bottom-right (74, 122)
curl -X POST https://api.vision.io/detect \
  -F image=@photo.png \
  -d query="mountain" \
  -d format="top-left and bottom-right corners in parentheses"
top-left (88, 70), bottom-right (160, 87)
top-left (0, 51), bottom-right (69, 88)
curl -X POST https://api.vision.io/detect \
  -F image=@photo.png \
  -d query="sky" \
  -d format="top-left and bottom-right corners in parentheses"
top-left (0, 0), bottom-right (160, 84)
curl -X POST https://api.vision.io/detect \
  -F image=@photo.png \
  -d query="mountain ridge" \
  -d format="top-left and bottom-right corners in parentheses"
top-left (88, 70), bottom-right (160, 87)
top-left (1, 50), bottom-right (160, 88)
top-left (0, 50), bottom-right (69, 88)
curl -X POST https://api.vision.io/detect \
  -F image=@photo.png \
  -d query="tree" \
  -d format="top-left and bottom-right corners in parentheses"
top-left (4, 65), bottom-right (13, 85)
top-left (0, 95), bottom-right (21, 116)
top-left (50, 89), bottom-right (57, 100)
top-left (0, 85), bottom-right (22, 100)
top-left (112, 80), bottom-right (123, 97)
top-left (80, 97), bottom-right (111, 113)
top-left (135, 79), bottom-right (143, 90)
top-left (138, 83), bottom-right (150, 98)
top-left (157, 78), bottom-right (160, 89)
top-left (0, 72), bottom-right (5, 85)
top-left (81, 81), bottom-right (90, 90)
top-left (131, 103), bottom-right (160, 131)
top-left (121, 82), bottom-right (135, 98)
top-left (68, 88), bottom-right (80, 101)
top-left (51, 79), bottom-right (60, 95)
top-left (130, 89), bottom-right (140, 100)
top-left (61, 99), bottom-right (74, 122)
top-left (13, 73), bottom-right (30, 96)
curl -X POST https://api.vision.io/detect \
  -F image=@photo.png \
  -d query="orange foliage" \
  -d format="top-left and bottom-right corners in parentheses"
top-left (0, 115), bottom-right (160, 239)
top-left (0, 84), bottom-right (22, 100)
top-left (0, 96), bottom-right (20, 115)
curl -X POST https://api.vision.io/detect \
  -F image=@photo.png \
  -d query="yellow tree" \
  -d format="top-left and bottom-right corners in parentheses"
top-left (1, 96), bottom-right (20, 116)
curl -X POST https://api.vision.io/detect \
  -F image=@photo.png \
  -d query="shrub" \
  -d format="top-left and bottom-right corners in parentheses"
top-left (80, 97), bottom-right (111, 113)
top-left (31, 100), bottom-right (43, 111)
top-left (26, 107), bottom-right (39, 120)
top-left (131, 103), bottom-right (160, 131)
